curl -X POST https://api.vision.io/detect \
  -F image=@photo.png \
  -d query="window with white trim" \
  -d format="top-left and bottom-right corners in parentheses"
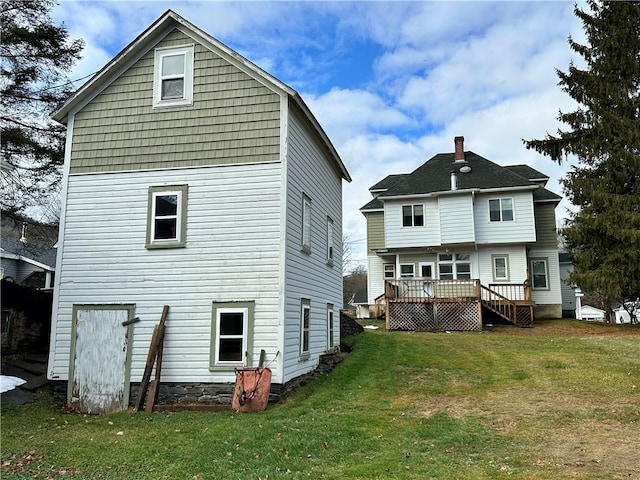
top-left (438, 253), bottom-right (471, 279)
top-left (327, 304), bottom-right (334, 350)
top-left (530, 258), bottom-right (549, 289)
top-left (300, 299), bottom-right (310, 358)
top-left (146, 185), bottom-right (187, 248)
top-left (384, 264), bottom-right (396, 279)
top-left (326, 217), bottom-right (334, 265)
top-left (492, 255), bottom-right (509, 281)
top-left (302, 195), bottom-right (312, 254)
top-left (489, 198), bottom-right (514, 222)
top-left (402, 204), bottom-right (424, 227)
top-left (209, 301), bottom-right (254, 370)
top-left (399, 263), bottom-right (415, 278)
top-left (153, 45), bottom-right (194, 108)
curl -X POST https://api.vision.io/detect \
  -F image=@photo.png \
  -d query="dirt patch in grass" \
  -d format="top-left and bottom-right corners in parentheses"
top-left (417, 387), bottom-right (640, 478)
top-left (488, 319), bottom-right (640, 337)
top-left (414, 321), bottom-right (640, 478)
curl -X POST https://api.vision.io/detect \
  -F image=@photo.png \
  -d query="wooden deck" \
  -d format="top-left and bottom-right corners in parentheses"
top-left (384, 279), bottom-right (534, 331)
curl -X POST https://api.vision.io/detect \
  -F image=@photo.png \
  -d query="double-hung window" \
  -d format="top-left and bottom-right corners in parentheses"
top-left (384, 264), bottom-right (396, 279)
top-left (530, 259), bottom-right (549, 290)
top-left (438, 253), bottom-right (471, 279)
top-left (327, 304), bottom-right (334, 350)
top-left (146, 185), bottom-right (187, 248)
top-left (326, 217), bottom-right (334, 265)
top-left (489, 198), bottom-right (514, 222)
top-left (492, 255), bottom-right (509, 281)
top-left (302, 195), bottom-right (312, 254)
top-left (153, 45), bottom-right (194, 108)
top-left (399, 264), bottom-right (415, 278)
top-left (402, 204), bottom-right (424, 227)
top-left (300, 299), bottom-right (311, 359)
top-left (210, 301), bottom-right (254, 370)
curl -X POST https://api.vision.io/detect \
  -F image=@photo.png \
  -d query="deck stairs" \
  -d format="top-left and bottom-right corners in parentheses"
top-left (480, 284), bottom-right (533, 327)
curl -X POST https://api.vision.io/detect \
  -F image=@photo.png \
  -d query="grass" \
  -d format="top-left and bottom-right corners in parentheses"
top-left (2, 319), bottom-right (639, 479)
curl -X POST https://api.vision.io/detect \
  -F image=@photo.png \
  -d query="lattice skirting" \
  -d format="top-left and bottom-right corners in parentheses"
top-left (389, 303), bottom-right (436, 330)
top-left (515, 305), bottom-right (534, 326)
top-left (389, 301), bottom-right (481, 331)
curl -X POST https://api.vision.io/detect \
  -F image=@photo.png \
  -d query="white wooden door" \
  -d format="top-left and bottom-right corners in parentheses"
top-left (70, 307), bottom-right (132, 414)
top-left (419, 262), bottom-right (435, 297)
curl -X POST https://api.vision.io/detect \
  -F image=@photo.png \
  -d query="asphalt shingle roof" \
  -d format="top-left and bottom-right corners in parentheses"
top-left (503, 164), bottom-right (550, 182)
top-left (360, 150), bottom-right (562, 211)
top-left (384, 151), bottom-right (534, 196)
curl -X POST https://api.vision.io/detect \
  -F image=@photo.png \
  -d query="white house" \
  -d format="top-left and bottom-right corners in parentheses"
top-left (361, 136), bottom-right (563, 330)
top-left (577, 304), bottom-right (606, 322)
top-left (48, 10), bottom-right (351, 413)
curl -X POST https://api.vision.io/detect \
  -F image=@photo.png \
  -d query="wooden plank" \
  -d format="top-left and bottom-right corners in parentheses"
top-left (134, 324), bottom-right (160, 411)
top-left (144, 323), bottom-right (165, 412)
top-left (135, 305), bottom-right (169, 412)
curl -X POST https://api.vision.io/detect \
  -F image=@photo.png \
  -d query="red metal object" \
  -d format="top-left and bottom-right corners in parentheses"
top-left (232, 368), bottom-right (272, 412)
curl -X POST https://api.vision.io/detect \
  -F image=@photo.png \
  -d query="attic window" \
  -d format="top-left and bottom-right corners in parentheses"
top-left (153, 45), bottom-right (194, 108)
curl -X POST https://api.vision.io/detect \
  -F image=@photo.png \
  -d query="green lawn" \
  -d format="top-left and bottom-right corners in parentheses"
top-left (2, 319), bottom-right (639, 479)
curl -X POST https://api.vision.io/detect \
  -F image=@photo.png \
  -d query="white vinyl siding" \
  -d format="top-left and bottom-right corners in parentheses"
top-left (49, 163), bottom-right (283, 384)
top-left (367, 255), bottom-right (386, 304)
top-left (474, 191), bottom-right (536, 244)
top-left (476, 246), bottom-right (527, 287)
top-left (439, 195), bottom-right (475, 244)
top-left (528, 248), bottom-right (562, 306)
top-left (385, 198), bottom-right (439, 248)
top-left (282, 108), bottom-right (344, 382)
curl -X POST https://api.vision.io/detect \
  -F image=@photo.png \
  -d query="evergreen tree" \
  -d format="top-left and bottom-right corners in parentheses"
top-left (1, 0), bottom-right (83, 219)
top-left (524, 0), bottom-right (640, 321)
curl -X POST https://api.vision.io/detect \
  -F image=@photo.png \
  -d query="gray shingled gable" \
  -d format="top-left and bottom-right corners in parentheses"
top-left (360, 197), bottom-right (384, 211)
top-left (382, 151), bottom-right (535, 197)
top-left (533, 187), bottom-right (562, 202)
top-left (369, 174), bottom-right (407, 192)
top-left (503, 164), bottom-right (550, 183)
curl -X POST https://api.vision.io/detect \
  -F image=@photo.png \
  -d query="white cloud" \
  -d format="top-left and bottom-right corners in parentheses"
top-left (49, 0), bottom-right (589, 271)
top-left (305, 88), bottom-right (415, 144)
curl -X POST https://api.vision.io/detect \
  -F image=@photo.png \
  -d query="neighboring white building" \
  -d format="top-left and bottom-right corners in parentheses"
top-left (48, 10), bottom-right (350, 413)
top-left (577, 304), bottom-right (606, 322)
top-left (361, 136), bottom-right (563, 330)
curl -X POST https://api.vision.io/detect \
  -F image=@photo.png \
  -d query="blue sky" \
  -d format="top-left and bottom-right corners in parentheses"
top-left (52, 0), bottom-right (585, 268)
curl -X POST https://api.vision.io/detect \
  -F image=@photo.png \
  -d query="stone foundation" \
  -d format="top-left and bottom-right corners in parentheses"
top-left (51, 351), bottom-right (349, 410)
top-left (533, 303), bottom-right (562, 319)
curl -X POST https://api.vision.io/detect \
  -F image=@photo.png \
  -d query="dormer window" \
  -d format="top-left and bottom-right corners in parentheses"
top-left (153, 45), bottom-right (194, 108)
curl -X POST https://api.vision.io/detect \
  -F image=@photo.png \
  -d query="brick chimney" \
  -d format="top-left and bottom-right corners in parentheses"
top-left (454, 136), bottom-right (464, 162)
